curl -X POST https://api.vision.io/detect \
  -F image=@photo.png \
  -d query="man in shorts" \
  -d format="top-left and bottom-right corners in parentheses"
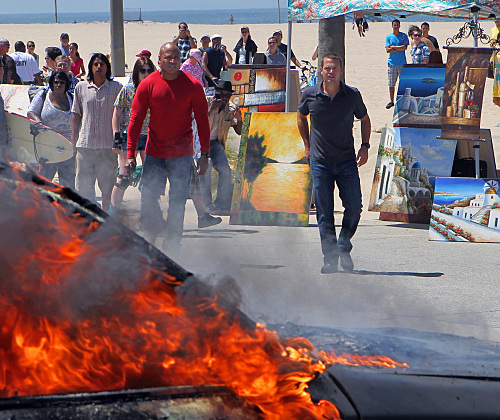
top-left (385, 19), bottom-right (409, 109)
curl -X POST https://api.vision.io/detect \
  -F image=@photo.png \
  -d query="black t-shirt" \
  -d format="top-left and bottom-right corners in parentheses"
top-left (298, 82), bottom-right (367, 162)
top-left (426, 35), bottom-right (439, 50)
top-left (278, 43), bottom-right (295, 60)
top-left (205, 47), bottom-right (225, 79)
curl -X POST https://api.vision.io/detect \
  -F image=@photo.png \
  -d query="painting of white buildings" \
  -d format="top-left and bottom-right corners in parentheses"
top-left (369, 128), bottom-right (456, 218)
top-left (430, 178), bottom-right (500, 242)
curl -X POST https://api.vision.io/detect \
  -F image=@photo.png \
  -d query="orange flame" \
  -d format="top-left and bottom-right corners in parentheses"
top-left (0, 169), bottom-right (407, 419)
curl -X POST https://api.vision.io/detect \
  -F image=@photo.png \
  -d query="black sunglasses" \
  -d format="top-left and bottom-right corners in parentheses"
top-left (139, 68), bottom-right (153, 74)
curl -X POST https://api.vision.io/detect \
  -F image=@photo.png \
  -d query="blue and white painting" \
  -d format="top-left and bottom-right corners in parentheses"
top-left (430, 177), bottom-right (500, 242)
top-left (369, 127), bottom-right (456, 217)
top-left (393, 66), bottom-right (446, 128)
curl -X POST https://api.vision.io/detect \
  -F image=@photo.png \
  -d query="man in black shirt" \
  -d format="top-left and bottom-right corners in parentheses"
top-left (0, 39), bottom-right (23, 85)
top-left (421, 22), bottom-right (439, 50)
top-left (297, 53), bottom-right (371, 274)
top-left (273, 29), bottom-right (303, 69)
top-left (202, 34), bottom-right (227, 86)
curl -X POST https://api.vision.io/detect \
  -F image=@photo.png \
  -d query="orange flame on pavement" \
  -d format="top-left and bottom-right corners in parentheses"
top-left (0, 168), bottom-right (407, 419)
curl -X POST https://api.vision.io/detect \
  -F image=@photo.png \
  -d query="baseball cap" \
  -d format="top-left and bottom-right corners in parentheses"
top-left (60, 32), bottom-right (69, 39)
top-left (273, 29), bottom-right (283, 35)
top-left (136, 49), bottom-right (152, 58)
top-left (200, 34), bottom-right (210, 40)
top-left (211, 34), bottom-right (223, 40)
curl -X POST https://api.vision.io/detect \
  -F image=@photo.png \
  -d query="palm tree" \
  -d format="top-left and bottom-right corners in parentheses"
top-left (318, 16), bottom-right (345, 83)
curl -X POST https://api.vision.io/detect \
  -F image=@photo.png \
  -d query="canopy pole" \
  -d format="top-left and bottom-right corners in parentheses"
top-left (472, 5), bottom-right (480, 178)
top-left (285, 20), bottom-right (292, 112)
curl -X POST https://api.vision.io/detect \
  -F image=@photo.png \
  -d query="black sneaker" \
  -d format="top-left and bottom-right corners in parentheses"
top-left (386, 101), bottom-right (395, 109)
top-left (198, 213), bottom-right (222, 228)
top-left (321, 261), bottom-right (338, 274)
top-left (339, 252), bottom-right (354, 272)
top-left (208, 207), bottom-right (230, 216)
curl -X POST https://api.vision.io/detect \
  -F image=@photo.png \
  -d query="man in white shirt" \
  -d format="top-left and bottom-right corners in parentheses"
top-left (10, 41), bottom-right (42, 85)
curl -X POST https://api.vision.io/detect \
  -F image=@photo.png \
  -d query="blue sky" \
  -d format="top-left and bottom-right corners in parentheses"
top-left (434, 178), bottom-right (500, 196)
top-left (3, 0), bottom-right (276, 14)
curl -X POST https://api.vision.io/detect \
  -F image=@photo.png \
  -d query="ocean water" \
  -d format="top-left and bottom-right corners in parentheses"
top-left (0, 8), bottom-right (289, 25)
top-left (0, 9), bottom-right (456, 25)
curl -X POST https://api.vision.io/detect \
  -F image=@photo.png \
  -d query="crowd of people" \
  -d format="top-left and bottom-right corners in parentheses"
top-left (2, 24), bottom-right (299, 255)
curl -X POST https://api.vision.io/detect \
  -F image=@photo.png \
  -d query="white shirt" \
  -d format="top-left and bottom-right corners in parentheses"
top-left (9, 52), bottom-right (41, 83)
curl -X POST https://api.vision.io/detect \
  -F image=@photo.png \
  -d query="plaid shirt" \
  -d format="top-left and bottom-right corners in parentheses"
top-left (175, 36), bottom-right (197, 63)
top-left (411, 42), bottom-right (430, 64)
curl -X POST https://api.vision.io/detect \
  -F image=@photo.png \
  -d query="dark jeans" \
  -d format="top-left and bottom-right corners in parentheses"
top-left (40, 157), bottom-right (76, 190)
top-left (309, 158), bottom-right (362, 262)
top-left (140, 154), bottom-right (192, 252)
top-left (201, 139), bottom-right (233, 210)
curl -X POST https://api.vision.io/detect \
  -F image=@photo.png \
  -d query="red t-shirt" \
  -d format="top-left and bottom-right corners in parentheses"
top-left (127, 70), bottom-right (210, 159)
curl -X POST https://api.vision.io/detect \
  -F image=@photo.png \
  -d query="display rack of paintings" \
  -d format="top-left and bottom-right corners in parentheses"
top-left (230, 112), bottom-right (312, 226)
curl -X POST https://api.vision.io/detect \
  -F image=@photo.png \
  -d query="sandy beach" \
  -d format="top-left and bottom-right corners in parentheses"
top-left (2, 20), bottom-right (499, 201)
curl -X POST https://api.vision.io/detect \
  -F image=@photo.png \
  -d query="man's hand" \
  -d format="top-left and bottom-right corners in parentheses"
top-left (186, 29), bottom-right (191, 37)
top-left (304, 147), bottom-right (310, 165)
top-left (234, 106), bottom-right (242, 121)
top-left (209, 98), bottom-right (224, 112)
top-left (127, 158), bottom-right (136, 168)
top-left (197, 155), bottom-right (209, 176)
top-left (356, 146), bottom-right (369, 167)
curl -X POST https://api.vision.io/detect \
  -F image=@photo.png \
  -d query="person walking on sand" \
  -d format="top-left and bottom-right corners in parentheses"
top-left (385, 19), bottom-right (409, 109)
top-left (353, 11), bottom-right (365, 37)
top-left (297, 53), bottom-right (371, 274)
top-left (126, 43), bottom-right (211, 253)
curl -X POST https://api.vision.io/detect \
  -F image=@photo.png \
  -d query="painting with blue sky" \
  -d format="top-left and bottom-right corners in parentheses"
top-left (398, 128), bottom-right (456, 176)
top-left (433, 178), bottom-right (499, 205)
top-left (396, 66), bottom-right (446, 97)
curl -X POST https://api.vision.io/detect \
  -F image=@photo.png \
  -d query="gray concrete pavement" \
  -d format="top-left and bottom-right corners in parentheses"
top-left (119, 189), bottom-right (500, 344)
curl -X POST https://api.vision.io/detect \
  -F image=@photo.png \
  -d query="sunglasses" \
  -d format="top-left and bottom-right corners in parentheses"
top-left (218, 93), bottom-right (232, 98)
top-left (27, 44), bottom-right (35, 48)
top-left (241, 31), bottom-right (249, 34)
top-left (139, 68), bottom-right (153, 74)
top-left (268, 41), bottom-right (277, 44)
top-left (413, 34), bottom-right (422, 37)
top-left (180, 27), bottom-right (187, 30)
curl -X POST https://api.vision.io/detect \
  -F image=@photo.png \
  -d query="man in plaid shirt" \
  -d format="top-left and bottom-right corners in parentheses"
top-left (410, 29), bottom-right (430, 64)
top-left (173, 22), bottom-right (197, 63)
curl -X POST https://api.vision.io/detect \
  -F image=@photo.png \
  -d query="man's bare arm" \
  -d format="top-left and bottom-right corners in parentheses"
top-left (297, 111), bottom-right (310, 162)
top-left (71, 113), bottom-right (82, 147)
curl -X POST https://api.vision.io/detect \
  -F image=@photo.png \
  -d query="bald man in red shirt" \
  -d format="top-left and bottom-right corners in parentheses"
top-left (127, 42), bottom-right (210, 253)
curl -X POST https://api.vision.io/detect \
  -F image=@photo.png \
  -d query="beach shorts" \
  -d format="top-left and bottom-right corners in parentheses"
top-left (120, 133), bottom-right (147, 152)
top-left (355, 18), bottom-right (363, 27)
top-left (388, 64), bottom-right (403, 87)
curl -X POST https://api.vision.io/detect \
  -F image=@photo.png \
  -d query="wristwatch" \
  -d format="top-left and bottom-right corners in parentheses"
top-left (361, 143), bottom-right (370, 149)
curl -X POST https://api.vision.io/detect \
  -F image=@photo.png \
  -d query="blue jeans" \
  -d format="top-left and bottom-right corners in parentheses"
top-left (201, 139), bottom-right (233, 210)
top-left (140, 154), bottom-right (192, 252)
top-left (309, 159), bottom-right (362, 262)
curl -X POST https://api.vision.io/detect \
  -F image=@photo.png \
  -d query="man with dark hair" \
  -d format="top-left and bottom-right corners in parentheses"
top-left (385, 19), bottom-right (409, 109)
top-left (10, 41), bottom-right (42, 85)
top-left (127, 43), bottom-right (210, 253)
top-left (0, 39), bottom-right (23, 85)
top-left (297, 53), bottom-right (371, 274)
top-left (265, 36), bottom-right (286, 65)
top-left (201, 34), bottom-right (227, 86)
top-left (272, 29), bottom-right (303, 68)
top-left (71, 53), bottom-right (122, 210)
top-left (173, 22), bottom-right (197, 63)
top-left (421, 22), bottom-right (439, 50)
top-left (202, 80), bottom-right (242, 215)
top-left (409, 28), bottom-right (430, 64)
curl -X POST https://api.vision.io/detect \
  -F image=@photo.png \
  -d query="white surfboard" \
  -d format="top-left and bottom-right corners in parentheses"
top-left (4, 111), bottom-right (74, 164)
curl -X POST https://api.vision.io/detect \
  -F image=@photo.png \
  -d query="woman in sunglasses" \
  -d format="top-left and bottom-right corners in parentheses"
top-left (27, 70), bottom-right (75, 188)
top-left (233, 26), bottom-right (258, 64)
top-left (26, 41), bottom-right (39, 66)
top-left (110, 56), bottom-right (155, 213)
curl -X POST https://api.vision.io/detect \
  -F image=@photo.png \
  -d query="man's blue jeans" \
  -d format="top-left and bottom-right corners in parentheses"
top-left (309, 158), bottom-right (362, 262)
top-left (140, 154), bottom-right (192, 252)
top-left (201, 139), bottom-right (233, 210)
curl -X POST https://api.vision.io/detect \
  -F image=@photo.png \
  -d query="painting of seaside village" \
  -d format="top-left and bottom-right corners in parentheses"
top-left (368, 127), bottom-right (457, 219)
top-left (430, 177), bottom-right (500, 242)
top-left (230, 112), bottom-right (312, 227)
top-left (392, 66), bottom-right (446, 128)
